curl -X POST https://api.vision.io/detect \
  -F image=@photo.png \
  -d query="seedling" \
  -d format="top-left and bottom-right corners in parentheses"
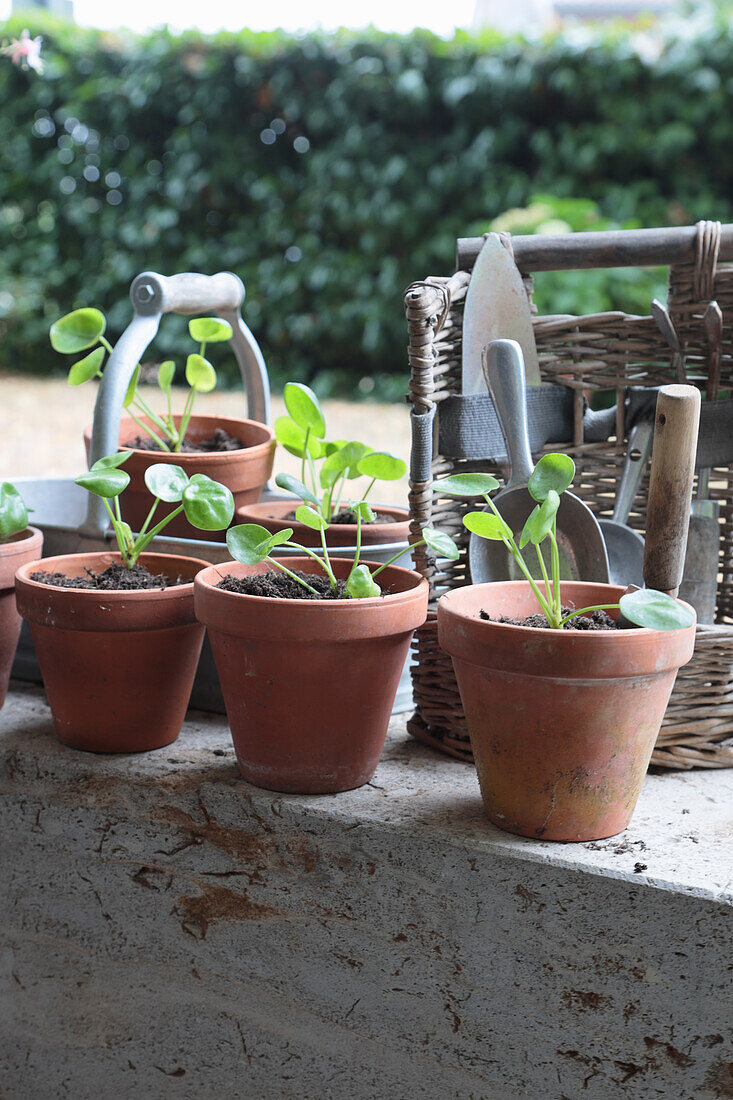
top-left (75, 453), bottom-right (234, 568)
top-left (433, 455), bottom-right (695, 631)
top-left (0, 483), bottom-right (29, 541)
top-left (51, 309), bottom-right (231, 453)
top-left (274, 382), bottom-right (406, 522)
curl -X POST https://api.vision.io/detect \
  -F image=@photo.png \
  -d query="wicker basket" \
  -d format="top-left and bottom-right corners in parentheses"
top-left (405, 220), bottom-right (733, 770)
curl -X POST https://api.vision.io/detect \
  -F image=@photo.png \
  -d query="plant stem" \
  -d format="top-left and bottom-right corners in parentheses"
top-left (100, 336), bottom-right (115, 355)
top-left (481, 494), bottom-right (553, 619)
top-left (318, 525), bottom-right (337, 590)
top-left (301, 426), bottom-right (310, 488)
top-left (361, 477), bottom-right (376, 502)
top-left (559, 604), bottom-right (620, 628)
top-left (535, 543), bottom-right (552, 597)
top-left (347, 508), bottom-right (363, 584)
top-left (266, 556), bottom-right (319, 595)
top-left (549, 524), bottom-right (561, 624)
top-left (102, 497), bottom-right (132, 567)
top-left (126, 407), bottom-right (171, 452)
top-left (281, 538), bottom-right (337, 588)
top-left (132, 393), bottom-right (172, 441)
top-left (131, 504), bottom-right (185, 560)
top-left (175, 386), bottom-right (197, 453)
top-left (136, 498), bottom-right (159, 541)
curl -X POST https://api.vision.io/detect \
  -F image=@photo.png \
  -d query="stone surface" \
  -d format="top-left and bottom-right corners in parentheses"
top-left (1, 684), bottom-right (731, 1099)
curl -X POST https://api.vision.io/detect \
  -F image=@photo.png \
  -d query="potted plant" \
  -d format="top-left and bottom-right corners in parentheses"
top-left (0, 483), bottom-right (43, 709)
top-left (15, 453), bottom-right (234, 753)
top-left (236, 382), bottom-right (409, 547)
top-left (435, 457), bottom-right (696, 842)
top-left (194, 504), bottom-right (457, 794)
top-left (50, 308), bottom-right (275, 539)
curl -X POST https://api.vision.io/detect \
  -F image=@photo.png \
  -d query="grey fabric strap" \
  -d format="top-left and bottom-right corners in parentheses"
top-left (410, 407), bottom-right (436, 484)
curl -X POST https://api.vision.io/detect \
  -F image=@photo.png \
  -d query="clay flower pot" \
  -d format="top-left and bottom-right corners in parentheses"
top-left (0, 526), bottom-right (43, 709)
top-left (438, 581), bottom-right (696, 842)
top-left (194, 556), bottom-right (428, 793)
top-left (84, 414), bottom-right (275, 540)
top-left (15, 551), bottom-right (209, 753)
top-left (234, 499), bottom-right (410, 548)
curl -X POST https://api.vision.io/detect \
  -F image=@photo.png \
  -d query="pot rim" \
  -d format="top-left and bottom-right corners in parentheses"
top-left (84, 413), bottom-right (275, 459)
top-left (15, 550), bottom-right (208, 599)
top-left (0, 525), bottom-right (43, 554)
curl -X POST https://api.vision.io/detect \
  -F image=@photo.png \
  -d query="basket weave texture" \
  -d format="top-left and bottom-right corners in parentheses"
top-left (405, 221), bottom-right (733, 770)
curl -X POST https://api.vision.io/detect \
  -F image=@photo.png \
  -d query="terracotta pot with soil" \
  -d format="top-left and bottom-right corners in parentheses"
top-left (194, 556), bottom-right (428, 794)
top-left (84, 414), bottom-right (275, 540)
top-left (234, 499), bottom-right (409, 548)
top-left (0, 526), bottom-right (43, 709)
top-left (15, 551), bottom-right (208, 753)
top-left (438, 580), bottom-right (696, 842)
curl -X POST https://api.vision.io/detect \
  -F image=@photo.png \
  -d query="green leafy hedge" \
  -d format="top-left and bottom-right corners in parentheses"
top-left (1, 11), bottom-right (733, 395)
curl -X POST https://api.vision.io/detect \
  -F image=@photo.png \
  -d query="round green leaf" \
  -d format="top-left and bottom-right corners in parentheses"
top-left (423, 527), bottom-right (460, 560)
top-left (185, 354), bottom-right (217, 393)
top-left (274, 472), bottom-right (320, 507)
top-left (188, 317), bottom-right (233, 344)
top-left (528, 453), bottom-right (575, 502)
top-left (75, 467), bottom-right (130, 499)
top-left (227, 523), bottom-right (275, 565)
top-left (283, 382), bottom-right (325, 438)
top-left (357, 451), bottom-right (406, 482)
top-left (50, 308), bottom-right (106, 354)
top-left (268, 528), bottom-right (294, 549)
top-left (520, 490), bottom-right (560, 548)
top-left (463, 510), bottom-right (512, 541)
top-left (342, 442), bottom-right (370, 478)
top-left (144, 463), bottom-right (189, 503)
top-left (351, 500), bottom-right (375, 523)
top-left (158, 360), bottom-right (175, 393)
top-left (182, 475), bottom-right (234, 530)
top-left (295, 505), bottom-right (327, 531)
top-left (345, 564), bottom-right (381, 599)
top-left (274, 416), bottom-right (326, 459)
top-left (68, 346), bottom-right (105, 386)
top-left (432, 473), bottom-right (500, 498)
top-left (123, 363), bottom-right (140, 408)
top-left (0, 482), bottom-right (28, 540)
top-left (619, 589), bottom-right (696, 631)
top-left (91, 451), bottom-right (132, 471)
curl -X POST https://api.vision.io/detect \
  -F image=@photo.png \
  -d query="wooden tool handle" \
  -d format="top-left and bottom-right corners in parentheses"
top-left (644, 385), bottom-right (701, 595)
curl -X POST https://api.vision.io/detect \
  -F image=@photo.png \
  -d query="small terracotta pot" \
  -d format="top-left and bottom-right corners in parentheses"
top-left (0, 527), bottom-right (43, 709)
top-left (438, 581), bottom-right (696, 842)
top-left (234, 499), bottom-right (410, 547)
top-left (84, 414), bottom-right (275, 540)
top-left (15, 551), bottom-right (208, 753)
top-left (195, 556), bottom-right (428, 793)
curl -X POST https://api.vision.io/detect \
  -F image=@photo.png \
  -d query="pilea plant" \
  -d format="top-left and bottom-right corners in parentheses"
top-left (50, 308), bottom-right (231, 453)
top-left (0, 483), bottom-right (29, 541)
top-left (434, 454), bottom-right (695, 631)
top-left (226, 503), bottom-right (457, 599)
top-left (76, 453), bottom-right (234, 567)
top-left (274, 381), bottom-right (406, 520)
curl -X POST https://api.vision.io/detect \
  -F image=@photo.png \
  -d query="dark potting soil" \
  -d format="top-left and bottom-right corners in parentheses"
top-left (30, 563), bottom-right (184, 590)
top-left (124, 427), bottom-right (244, 453)
top-left (283, 508), bottom-right (398, 525)
top-left (216, 569), bottom-right (354, 601)
top-left (480, 606), bottom-right (619, 631)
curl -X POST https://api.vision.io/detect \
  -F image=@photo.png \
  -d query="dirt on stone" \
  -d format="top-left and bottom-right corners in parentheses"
top-left (30, 563), bottom-right (184, 590)
top-left (216, 569), bottom-right (353, 601)
top-left (124, 427), bottom-right (243, 453)
top-left (480, 606), bottom-right (619, 630)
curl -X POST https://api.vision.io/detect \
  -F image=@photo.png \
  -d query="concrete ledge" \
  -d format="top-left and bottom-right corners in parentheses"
top-left (1, 684), bottom-right (731, 1099)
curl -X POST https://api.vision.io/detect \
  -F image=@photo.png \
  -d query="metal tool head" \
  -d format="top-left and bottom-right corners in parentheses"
top-left (599, 418), bottom-right (653, 587)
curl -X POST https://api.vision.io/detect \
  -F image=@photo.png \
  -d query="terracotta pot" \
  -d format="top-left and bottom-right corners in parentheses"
top-left (0, 527), bottom-right (43, 709)
top-left (84, 414), bottom-right (275, 540)
top-left (15, 551), bottom-right (208, 753)
top-left (195, 556), bottom-right (428, 793)
top-left (438, 581), bottom-right (696, 842)
top-left (234, 499), bottom-right (410, 547)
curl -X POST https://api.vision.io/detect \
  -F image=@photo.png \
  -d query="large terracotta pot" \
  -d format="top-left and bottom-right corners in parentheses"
top-left (84, 414), bottom-right (275, 540)
top-left (15, 551), bottom-right (208, 753)
top-left (438, 581), bottom-right (696, 842)
top-left (194, 556), bottom-right (428, 793)
top-left (0, 527), bottom-right (43, 709)
top-left (235, 499), bottom-right (410, 548)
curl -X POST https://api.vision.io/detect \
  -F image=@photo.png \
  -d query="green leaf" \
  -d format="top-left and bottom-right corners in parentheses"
top-left (274, 472), bottom-right (320, 507)
top-left (227, 523), bottom-right (276, 565)
top-left (432, 473), bottom-right (500, 498)
top-left (283, 382), bottom-right (325, 438)
top-left (351, 499), bottom-right (375, 522)
top-left (268, 528), bottom-right (294, 548)
top-left (619, 589), bottom-right (696, 631)
top-left (295, 505), bottom-right (327, 531)
top-left (0, 482), bottom-right (28, 539)
top-left (50, 308), bottom-right (106, 354)
top-left (75, 467), bottom-right (130, 498)
top-left (357, 451), bottom-right (406, 482)
top-left (67, 345), bottom-right (105, 386)
top-left (423, 527), bottom-right (460, 560)
top-left (528, 453), bottom-right (575, 502)
top-left (345, 564), bottom-right (381, 599)
top-left (158, 360), bottom-right (175, 393)
top-left (182, 475), bottom-right (234, 530)
top-left (144, 463), bottom-right (189, 503)
top-left (185, 353), bottom-right (217, 393)
top-left (188, 317), bottom-right (233, 343)
top-left (91, 451), bottom-right (132, 470)
top-left (123, 363), bottom-right (140, 408)
top-left (342, 442), bottom-right (370, 478)
top-left (520, 490), bottom-right (560, 548)
top-left (274, 416), bottom-right (326, 459)
top-left (463, 510), bottom-right (512, 541)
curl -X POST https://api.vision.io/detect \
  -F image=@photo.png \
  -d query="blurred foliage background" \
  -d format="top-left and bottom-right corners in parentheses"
top-left (0, 7), bottom-right (731, 397)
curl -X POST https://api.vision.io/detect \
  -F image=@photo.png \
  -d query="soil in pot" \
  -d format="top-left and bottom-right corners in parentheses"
top-left (482, 607), bottom-right (618, 630)
top-left (15, 551), bottom-right (207, 753)
top-left (282, 507), bottom-right (399, 526)
top-left (30, 562), bottom-right (185, 590)
top-left (0, 527), bottom-right (44, 710)
top-left (235, 500), bottom-right (409, 548)
top-left (216, 570), bottom-right (350, 600)
top-left (124, 426), bottom-right (243, 453)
